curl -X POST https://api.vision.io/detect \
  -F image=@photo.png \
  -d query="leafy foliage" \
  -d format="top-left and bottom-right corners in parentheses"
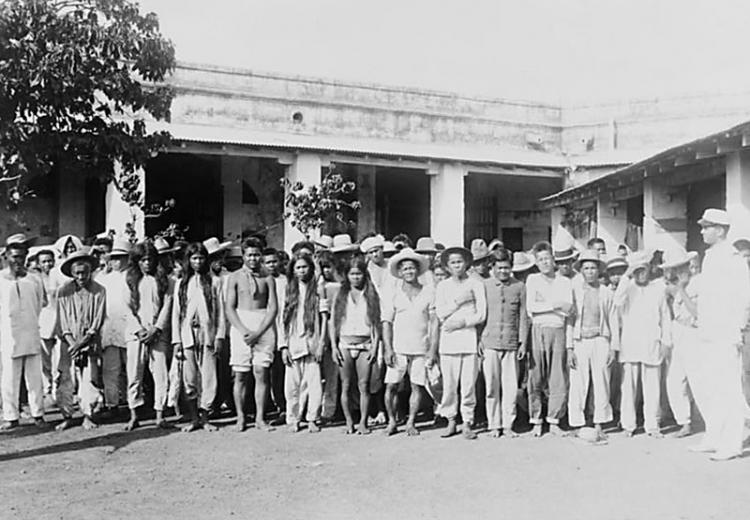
top-left (0, 0), bottom-right (175, 214)
top-left (283, 168), bottom-right (360, 238)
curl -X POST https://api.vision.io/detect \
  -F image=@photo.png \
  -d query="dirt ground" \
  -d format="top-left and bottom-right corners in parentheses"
top-left (1, 409), bottom-right (750, 520)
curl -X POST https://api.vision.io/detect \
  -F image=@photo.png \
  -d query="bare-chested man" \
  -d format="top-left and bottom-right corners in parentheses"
top-left (226, 237), bottom-right (278, 432)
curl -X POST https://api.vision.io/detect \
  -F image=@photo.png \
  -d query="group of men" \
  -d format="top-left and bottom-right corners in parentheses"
top-left (1, 207), bottom-right (749, 461)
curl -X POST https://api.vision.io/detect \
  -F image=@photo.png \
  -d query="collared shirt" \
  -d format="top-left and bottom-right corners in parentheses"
top-left (99, 270), bottom-right (130, 347)
top-left (525, 273), bottom-right (573, 328)
top-left (697, 240), bottom-right (750, 344)
top-left (381, 280), bottom-right (435, 355)
top-left (480, 276), bottom-right (527, 350)
top-left (0, 269), bottom-right (46, 358)
top-left (57, 280), bottom-right (106, 350)
top-left (614, 277), bottom-right (670, 364)
top-left (580, 285), bottom-right (602, 338)
top-left (435, 276), bottom-right (487, 355)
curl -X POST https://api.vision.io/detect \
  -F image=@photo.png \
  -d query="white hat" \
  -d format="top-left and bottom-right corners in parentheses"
top-left (331, 234), bottom-right (358, 253)
top-left (511, 251), bottom-right (535, 273)
top-left (698, 208), bottom-right (730, 227)
top-left (573, 249), bottom-right (606, 272)
top-left (360, 235), bottom-right (385, 253)
top-left (388, 248), bottom-right (430, 278)
top-left (106, 238), bottom-right (132, 258)
top-left (202, 237), bottom-right (231, 257)
top-left (415, 237), bottom-right (438, 254)
top-left (315, 235), bottom-right (333, 249)
top-left (659, 249), bottom-right (698, 270)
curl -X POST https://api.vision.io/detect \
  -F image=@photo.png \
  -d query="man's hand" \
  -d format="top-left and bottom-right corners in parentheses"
top-left (554, 301), bottom-right (573, 315)
top-left (477, 340), bottom-right (485, 360)
top-left (332, 346), bottom-right (344, 367)
top-left (68, 340), bottom-right (86, 359)
top-left (443, 316), bottom-right (465, 332)
top-left (426, 349), bottom-right (439, 368)
top-left (140, 327), bottom-right (160, 345)
top-left (567, 348), bottom-right (577, 370)
top-left (366, 347), bottom-right (377, 365)
top-left (243, 329), bottom-right (259, 347)
top-left (383, 347), bottom-right (396, 368)
top-left (455, 290), bottom-right (475, 306)
top-left (214, 337), bottom-right (226, 354)
top-left (517, 344), bottom-right (527, 361)
top-left (174, 343), bottom-right (185, 361)
top-left (606, 349), bottom-right (617, 367)
top-left (313, 344), bottom-right (324, 364)
top-left (280, 348), bottom-right (292, 366)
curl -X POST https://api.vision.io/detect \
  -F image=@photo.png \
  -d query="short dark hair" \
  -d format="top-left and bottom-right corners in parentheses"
top-left (392, 233), bottom-right (412, 248)
top-left (491, 248), bottom-right (512, 265)
top-left (532, 241), bottom-right (552, 255)
top-left (587, 237), bottom-right (605, 248)
top-left (36, 249), bottom-right (55, 259)
top-left (93, 237), bottom-right (113, 248)
top-left (291, 241), bottom-right (315, 254)
top-left (5, 243), bottom-right (28, 254)
top-left (262, 247), bottom-right (278, 258)
top-left (242, 237), bottom-right (264, 252)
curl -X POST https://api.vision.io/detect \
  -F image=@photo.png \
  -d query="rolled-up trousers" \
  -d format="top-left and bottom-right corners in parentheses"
top-left (666, 323), bottom-right (694, 426)
top-left (528, 325), bottom-right (568, 425)
top-left (56, 343), bottom-right (102, 417)
top-left (1, 352), bottom-right (43, 421)
top-left (170, 345), bottom-right (218, 411)
top-left (285, 354), bottom-right (322, 423)
top-left (620, 362), bottom-right (660, 433)
top-left (126, 338), bottom-right (169, 411)
top-left (482, 350), bottom-right (518, 430)
top-left (440, 353), bottom-right (479, 425)
top-left (568, 336), bottom-right (612, 427)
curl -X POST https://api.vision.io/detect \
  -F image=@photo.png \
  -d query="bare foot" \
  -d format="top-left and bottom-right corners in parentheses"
top-left (532, 424), bottom-right (543, 437)
top-left (490, 428), bottom-right (501, 438)
top-left (155, 419), bottom-right (174, 430)
top-left (504, 428), bottom-right (520, 438)
top-left (372, 412), bottom-right (387, 426)
top-left (33, 417), bottom-right (49, 429)
top-left (124, 419), bottom-right (139, 432)
top-left (441, 420), bottom-right (458, 438)
top-left (288, 422), bottom-right (301, 433)
top-left (181, 421), bottom-right (200, 433)
top-left (405, 424), bottom-right (420, 436)
top-left (462, 424), bottom-right (477, 440)
top-left (344, 422), bottom-right (355, 434)
top-left (384, 421), bottom-right (398, 436)
top-left (673, 424), bottom-right (692, 438)
top-left (0, 420), bottom-right (18, 432)
top-left (202, 422), bottom-right (218, 432)
top-left (233, 420), bottom-right (247, 433)
top-left (356, 423), bottom-right (371, 435)
top-left (624, 429), bottom-right (635, 438)
top-left (55, 419), bottom-right (73, 432)
top-left (82, 416), bottom-right (98, 431)
top-left (256, 421), bottom-right (276, 432)
top-left (548, 424), bottom-right (564, 436)
top-left (308, 422), bottom-right (321, 433)
top-left (647, 429), bottom-right (664, 439)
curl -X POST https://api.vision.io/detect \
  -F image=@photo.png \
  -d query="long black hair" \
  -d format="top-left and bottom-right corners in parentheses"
top-left (332, 255), bottom-right (380, 336)
top-left (126, 241), bottom-right (169, 316)
top-left (283, 253), bottom-right (319, 337)
top-left (177, 242), bottom-right (215, 325)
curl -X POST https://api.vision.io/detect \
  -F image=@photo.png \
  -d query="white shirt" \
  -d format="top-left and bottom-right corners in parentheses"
top-left (0, 270), bottom-right (45, 358)
top-left (381, 281), bottom-right (435, 356)
top-left (99, 270), bottom-right (130, 347)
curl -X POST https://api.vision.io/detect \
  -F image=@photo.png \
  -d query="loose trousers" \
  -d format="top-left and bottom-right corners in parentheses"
top-left (620, 362), bottom-right (661, 433)
top-left (701, 340), bottom-right (745, 455)
top-left (439, 353), bottom-right (479, 425)
top-left (126, 338), bottom-right (169, 411)
top-left (568, 337), bottom-right (612, 427)
top-left (102, 346), bottom-right (127, 407)
top-left (285, 355), bottom-right (322, 423)
top-left (171, 345), bottom-right (218, 411)
top-left (528, 325), bottom-right (568, 425)
top-left (56, 342), bottom-right (102, 417)
top-left (666, 323), bottom-right (693, 426)
top-left (40, 338), bottom-right (56, 395)
top-left (1, 353), bottom-right (43, 421)
top-left (482, 350), bottom-right (518, 430)
top-left (741, 330), bottom-right (750, 408)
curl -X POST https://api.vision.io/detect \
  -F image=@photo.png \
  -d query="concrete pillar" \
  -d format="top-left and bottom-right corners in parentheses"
top-left (429, 163), bottom-right (465, 246)
top-left (643, 178), bottom-right (687, 251)
top-left (58, 168), bottom-right (87, 238)
top-left (105, 163), bottom-right (145, 239)
top-left (355, 164), bottom-right (376, 240)
top-left (550, 206), bottom-right (565, 236)
top-left (596, 195), bottom-right (628, 255)
top-left (283, 153), bottom-right (322, 251)
top-left (725, 150), bottom-right (750, 220)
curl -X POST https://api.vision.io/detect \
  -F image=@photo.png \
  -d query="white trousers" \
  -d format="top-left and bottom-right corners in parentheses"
top-left (620, 362), bottom-right (661, 433)
top-left (102, 346), bottom-right (127, 407)
top-left (56, 341), bottom-right (102, 417)
top-left (126, 339), bottom-right (169, 411)
top-left (568, 337), bottom-right (612, 427)
top-left (439, 353), bottom-right (478, 424)
top-left (666, 323), bottom-right (694, 426)
top-left (482, 350), bottom-right (518, 430)
top-left (700, 340), bottom-right (745, 455)
top-left (1, 353), bottom-right (43, 421)
top-left (285, 355), bottom-right (322, 423)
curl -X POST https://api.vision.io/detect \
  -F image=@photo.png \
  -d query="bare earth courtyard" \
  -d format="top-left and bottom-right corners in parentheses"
top-left (1, 413), bottom-right (749, 520)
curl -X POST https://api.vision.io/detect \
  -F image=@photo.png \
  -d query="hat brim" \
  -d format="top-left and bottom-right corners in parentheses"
top-left (573, 258), bottom-right (606, 272)
top-left (331, 245), bottom-right (359, 253)
top-left (605, 261), bottom-right (629, 272)
top-left (388, 251), bottom-right (430, 278)
top-left (554, 252), bottom-right (579, 262)
top-left (61, 255), bottom-right (98, 278)
top-left (440, 247), bottom-right (473, 268)
top-left (472, 252), bottom-right (491, 263)
top-left (512, 263), bottom-right (535, 273)
top-left (698, 218), bottom-right (729, 227)
top-left (105, 249), bottom-right (131, 259)
top-left (659, 251), bottom-right (698, 270)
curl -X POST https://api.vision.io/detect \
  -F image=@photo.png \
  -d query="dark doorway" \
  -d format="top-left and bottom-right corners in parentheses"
top-left (84, 176), bottom-right (107, 238)
top-left (501, 227), bottom-right (523, 252)
top-left (145, 153), bottom-right (223, 241)
top-left (375, 167), bottom-right (430, 240)
top-left (687, 174), bottom-right (725, 255)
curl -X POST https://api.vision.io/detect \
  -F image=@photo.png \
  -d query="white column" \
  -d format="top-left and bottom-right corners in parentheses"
top-left (429, 163), bottom-right (466, 246)
top-left (105, 163), bottom-right (145, 239)
top-left (283, 153), bottom-right (322, 251)
top-left (596, 195), bottom-right (628, 254)
top-left (643, 178), bottom-right (687, 251)
top-left (725, 150), bottom-right (750, 222)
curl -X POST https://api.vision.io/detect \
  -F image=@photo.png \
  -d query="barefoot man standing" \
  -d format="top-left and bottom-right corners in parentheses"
top-left (226, 237), bottom-right (278, 432)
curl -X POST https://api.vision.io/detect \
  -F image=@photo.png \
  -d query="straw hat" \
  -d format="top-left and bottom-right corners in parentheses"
top-left (697, 208), bottom-right (730, 227)
top-left (573, 249), bottom-right (606, 272)
top-left (511, 251), bottom-right (535, 273)
top-left (331, 234), bottom-right (359, 253)
top-left (2, 233), bottom-right (38, 254)
top-left (659, 249), bottom-right (698, 270)
top-left (202, 237), bottom-right (231, 257)
top-left (315, 235), bottom-right (333, 250)
top-left (415, 237), bottom-right (438, 254)
top-left (488, 239), bottom-right (504, 252)
top-left (360, 235), bottom-right (385, 254)
top-left (605, 257), bottom-right (629, 272)
top-left (383, 241), bottom-right (398, 256)
top-left (60, 248), bottom-right (98, 278)
top-left (625, 251), bottom-right (653, 274)
top-left (388, 248), bottom-right (430, 278)
top-left (470, 238), bottom-right (491, 262)
top-left (440, 246), bottom-right (473, 268)
top-left (106, 238), bottom-right (132, 258)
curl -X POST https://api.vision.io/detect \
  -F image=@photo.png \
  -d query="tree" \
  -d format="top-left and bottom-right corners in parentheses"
top-left (283, 167), bottom-right (360, 238)
top-left (0, 0), bottom-right (175, 223)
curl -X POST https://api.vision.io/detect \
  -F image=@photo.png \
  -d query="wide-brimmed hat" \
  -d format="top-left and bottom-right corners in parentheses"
top-left (202, 237), bottom-right (231, 257)
top-left (315, 235), bottom-right (333, 250)
top-left (2, 233), bottom-right (38, 254)
top-left (415, 237), bottom-right (438, 254)
top-left (554, 246), bottom-right (579, 262)
top-left (698, 208), bottom-right (730, 227)
top-left (383, 241), bottom-right (398, 258)
top-left (488, 239), bottom-right (504, 252)
top-left (626, 251), bottom-right (653, 275)
top-left (388, 248), bottom-right (430, 278)
top-left (106, 238), bottom-right (132, 259)
top-left (511, 251), bottom-right (535, 273)
top-left (331, 234), bottom-right (359, 253)
top-left (606, 257), bottom-right (629, 272)
top-left (60, 248), bottom-right (98, 278)
top-left (360, 235), bottom-right (385, 254)
top-left (470, 238), bottom-right (491, 262)
top-left (440, 246), bottom-right (473, 268)
top-left (573, 249), bottom-right (606, 271)
top-left (659, 249), bottom-right (699, 270)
